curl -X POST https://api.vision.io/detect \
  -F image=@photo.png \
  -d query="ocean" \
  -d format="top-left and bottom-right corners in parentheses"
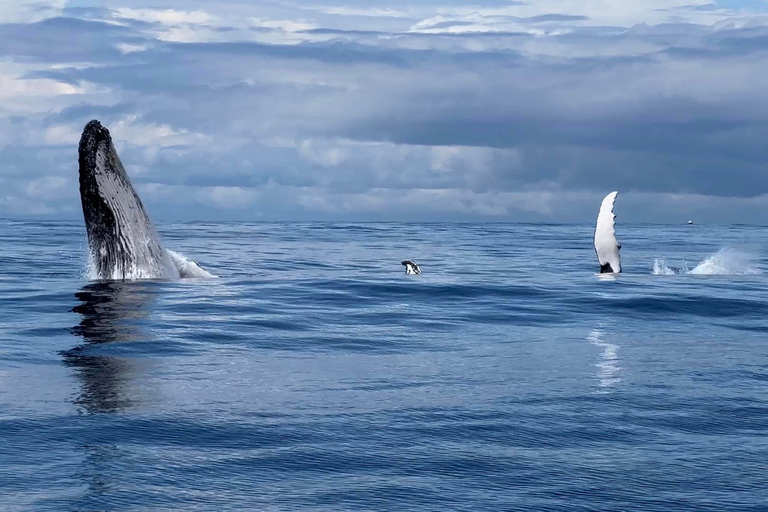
top-left (1, 220), bottom-right (767, 511)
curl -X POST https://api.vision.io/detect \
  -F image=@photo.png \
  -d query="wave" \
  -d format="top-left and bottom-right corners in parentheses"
top-left (653, 248), bottom-right (761, 276)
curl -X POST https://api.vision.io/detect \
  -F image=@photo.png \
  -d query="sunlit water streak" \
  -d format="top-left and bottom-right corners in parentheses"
top-left (587, 329), bottom-right (622, 390)
top-left (1, 220), bottom-right (768, 511)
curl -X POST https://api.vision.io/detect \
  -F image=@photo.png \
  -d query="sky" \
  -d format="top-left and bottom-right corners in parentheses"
top-left (1, 0), bottom-right (768, 222)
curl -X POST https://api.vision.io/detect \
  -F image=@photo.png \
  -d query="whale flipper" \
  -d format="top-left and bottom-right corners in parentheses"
top-left (594, 191), bottom-right (621, 274)
top-left (78, 120), bottom-right (210, 280)
top-left (166, 250), bottom-right (216, 279)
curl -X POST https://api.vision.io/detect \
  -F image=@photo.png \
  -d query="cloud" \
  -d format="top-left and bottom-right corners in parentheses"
top-left (113, 8), bottom-right (212, 25)
top-left (0, 0), bottom-right (768, 221)
top-left (1, 0), bottom-right (65, 23)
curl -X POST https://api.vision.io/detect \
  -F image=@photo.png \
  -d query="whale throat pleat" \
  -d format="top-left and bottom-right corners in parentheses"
top-left (79, 120), bottom-right (178, 280)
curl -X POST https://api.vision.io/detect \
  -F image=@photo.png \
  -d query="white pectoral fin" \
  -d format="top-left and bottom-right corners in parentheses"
top-left (166, 249), bottom-right (217, 278)
top-left (594, 191), bottom-right (621, 273)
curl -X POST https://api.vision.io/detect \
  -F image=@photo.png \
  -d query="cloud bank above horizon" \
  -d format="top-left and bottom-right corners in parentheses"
top-left (1, 0), bottom-right (768, 222)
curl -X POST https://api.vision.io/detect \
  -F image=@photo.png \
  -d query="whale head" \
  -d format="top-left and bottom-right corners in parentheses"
top-left (78, 120), bottom-right (177, 280)
top-left (401, 260), bottom-right (421, 275)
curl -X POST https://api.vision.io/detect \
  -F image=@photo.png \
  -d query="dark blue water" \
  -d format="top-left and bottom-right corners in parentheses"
top-left (2, 220), bottom-right (768, 511)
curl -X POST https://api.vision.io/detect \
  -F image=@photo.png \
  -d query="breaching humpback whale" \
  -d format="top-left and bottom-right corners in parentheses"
top-left (401, 260), bottom-right (421, 274)
top-left (594, 191), bottom-right (621, 274)
top-left (78, 120), bottom-right (211, 280)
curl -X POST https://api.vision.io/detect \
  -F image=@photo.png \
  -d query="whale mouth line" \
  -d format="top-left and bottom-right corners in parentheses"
top-left (78, 119), bottom-right (214, 281)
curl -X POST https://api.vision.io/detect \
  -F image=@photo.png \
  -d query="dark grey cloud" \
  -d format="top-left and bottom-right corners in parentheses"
top-left (0, 17), bottom-right (150, 61)
top-left (525, 14), bottom-right (590, 22)
top-left (660, 3), bottom-right (722, 12)
top-left (300, 28), bottom-right (391, 36)
top-left (1, 1), bottom-right (768, 221)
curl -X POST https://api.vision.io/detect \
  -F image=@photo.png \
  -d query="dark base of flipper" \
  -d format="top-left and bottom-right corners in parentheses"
top-left (600, 263), bottom-right (614, 273)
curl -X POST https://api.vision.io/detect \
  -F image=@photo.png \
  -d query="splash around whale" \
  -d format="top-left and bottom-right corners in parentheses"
top-left (653, 248), bottom-right (762, 276)
top-left (79, 120), bottom-right (215, 281)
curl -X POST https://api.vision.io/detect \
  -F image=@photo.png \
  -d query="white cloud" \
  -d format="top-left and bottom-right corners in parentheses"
top-left (0, 0), bottom-right (65, 23)
top-left (113, 8), bottom-right (212, 25)
top-left (0, 195), bottom-right (57, 216)
top-left (250, 17), bottom-right (318, 33)
top-left (320, 6), bottom-right (412, 18)
top-left (110, 116), bottom-right (210, 148)
top-left (25, 176), bottom-right (69, 200)
top-left (299, 139), bottom-right (350, 167)
top-left (0, 69), bottom-right (81, 102)
top-left (44, 125), bottom-right (81, 146)
top-left (115, 43), bottom-right (149, 54)
top-left (208, 186), bottom-right (259, 209)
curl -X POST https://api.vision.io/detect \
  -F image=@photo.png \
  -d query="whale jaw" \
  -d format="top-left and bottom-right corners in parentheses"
top-left (79, 120), bottom-right (177, 281)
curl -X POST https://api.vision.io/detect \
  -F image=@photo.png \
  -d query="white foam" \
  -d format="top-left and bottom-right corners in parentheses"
top-left (688, 248), bottom-right (761, 275)
top-left (84, 247), bottom-right (216, 280)
top-left (84, 249), bottom-right (179, 281)
top-left (652, 258), bottom-right (682, 275)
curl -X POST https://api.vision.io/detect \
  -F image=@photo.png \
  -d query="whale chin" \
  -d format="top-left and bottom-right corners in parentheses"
top-left (78, 119), bottom-right (211, 281)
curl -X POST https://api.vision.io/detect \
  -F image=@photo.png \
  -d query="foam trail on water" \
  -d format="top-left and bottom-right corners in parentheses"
top-left (653, 248), bottom-right (761, 276)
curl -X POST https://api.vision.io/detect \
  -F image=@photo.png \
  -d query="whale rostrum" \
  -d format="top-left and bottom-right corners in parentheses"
top-left (78, 120), bottom-right (210, 280)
